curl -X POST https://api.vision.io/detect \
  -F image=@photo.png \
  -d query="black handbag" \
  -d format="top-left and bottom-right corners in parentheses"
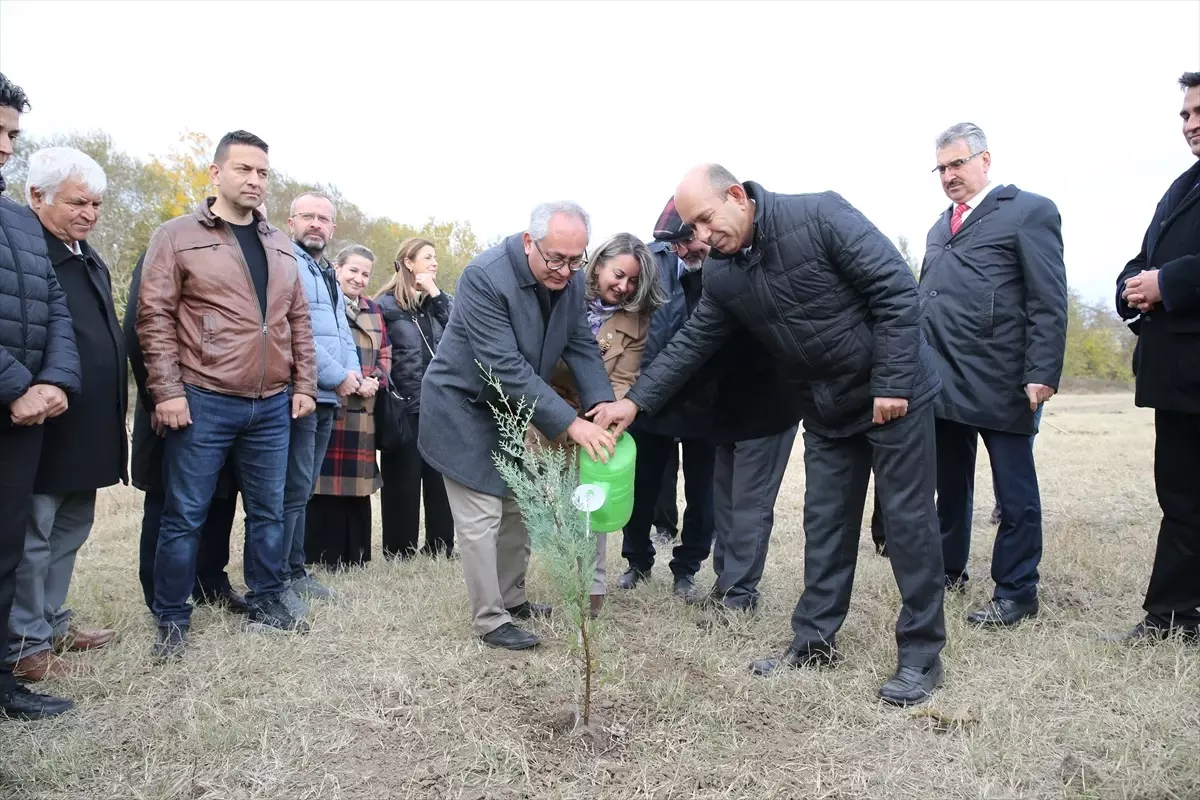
top-left (375, 386), bottom-right (413, 451)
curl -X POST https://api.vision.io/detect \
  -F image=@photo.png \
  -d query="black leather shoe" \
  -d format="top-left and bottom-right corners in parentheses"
top-left (673, 575), bottom-right (700, 604)
top-left (945, 574), bottom-right (968, 594)
top-left (1, 684), bottom-right (74, 720)
top-left (194, 583), bottom-right (249, 614)
top-left (1105, 620), bottom-right (1199, 644)
top-left (616, 568), bottom-right (649, 590)
top-left (151, 623), bottom-right (190, 663)
top-left (967, 597), bottom-right (1038, 627)
top-left (480, 622), bottom-right (539, 650)
top-left (505, 602), bottom-right (551, 620)
top-left (878, 658), bottom-right (944, 706)
top-left (749, 642), bottom-right (840, 676)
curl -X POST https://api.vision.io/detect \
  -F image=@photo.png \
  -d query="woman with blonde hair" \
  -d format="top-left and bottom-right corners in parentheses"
top-left (305, 244), bottom-right (391, 569)
top-left (540, 231), bottom-right (665, 616)
top-left (375, 237), bottom-right (455, 558)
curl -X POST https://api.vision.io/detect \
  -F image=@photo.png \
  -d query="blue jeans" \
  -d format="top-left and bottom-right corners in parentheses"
top-left (282, 404), bottom-right (335, 583)
top-left (153, 386), bottom-right (290, 625)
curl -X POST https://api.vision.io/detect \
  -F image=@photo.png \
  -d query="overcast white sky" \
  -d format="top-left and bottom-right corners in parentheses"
top-left (2, 0), bottom-right (1198, 302)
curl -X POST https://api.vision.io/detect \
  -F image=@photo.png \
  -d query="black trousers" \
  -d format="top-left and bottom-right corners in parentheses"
top-left (936, 418), bottom-right (1043, 602)
top-left (0, 424), bottom-right (43, 694)
top-left (305, 494), bottom-right (372, 570)
top-left (380, 413), bottom-right (454, 558)
top-left (1144, 410), bottom-right (1200, 628)
top-left (621, 432), bottom-right (715, 579)
top-left (789, 404), bottom-right (946, 666)
top-left (653, 445), bottom-right (680, 535)
top-left (137, 488), bottom-right (238, 611)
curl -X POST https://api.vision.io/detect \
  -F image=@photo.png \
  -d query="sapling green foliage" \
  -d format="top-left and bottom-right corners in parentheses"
top-left (480, 364), bottom-right (600, 727)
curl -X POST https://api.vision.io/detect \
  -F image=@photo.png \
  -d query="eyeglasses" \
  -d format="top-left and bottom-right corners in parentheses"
top-left (932, 151), bottom-right (985, 174)
top-left (665, 232), bottom-right (696, 254)
top-left (292, 211), bottom-right (335, 225)
top-left (533, 240), bottom-right (587, 273)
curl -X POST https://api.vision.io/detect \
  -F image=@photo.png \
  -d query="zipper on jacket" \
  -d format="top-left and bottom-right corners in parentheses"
top-left (15, 250), bottom-right (28, 364)
top-left (223, 226), bottom-right (270, 397)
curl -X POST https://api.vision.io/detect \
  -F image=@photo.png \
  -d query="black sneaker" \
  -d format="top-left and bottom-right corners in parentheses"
top-left (247, 594), bottom-right (311, 634)
top-left (1, 683), bottom-right (74, 720)
top-left (151, 623), bottom-right (189, 663)
top-left (193, 583), bottom-right (249, 614)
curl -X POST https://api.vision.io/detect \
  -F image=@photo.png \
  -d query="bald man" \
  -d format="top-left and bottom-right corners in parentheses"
top-left (592, 165), bottom-right (946, 705)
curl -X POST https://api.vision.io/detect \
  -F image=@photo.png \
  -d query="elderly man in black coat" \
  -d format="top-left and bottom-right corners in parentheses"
top-left (0, 73), bottom-right (80, 721)
top-left (594, 165), bottom-right (947, 705)
top-left (1112, 71), bottom-right (1200, 643)
top-left (419, 201), bottom-right (617, 651)
top-left (6, 146), bottom-right (126, 684)
top-left (918, 123), bottom-right (1068, 628)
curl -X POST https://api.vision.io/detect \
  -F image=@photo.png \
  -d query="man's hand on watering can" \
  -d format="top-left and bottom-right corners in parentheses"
top-left (588, 398), bottom-right (639, 437)
top-left (567, 418), bottom-right (616, 463)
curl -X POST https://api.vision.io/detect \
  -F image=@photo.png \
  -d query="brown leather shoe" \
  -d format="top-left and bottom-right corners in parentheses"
top-left (12, 650), bottom-right (72, 682)
top-left (56, 626), bottom-right (117, 652)
top-left (588, 594), bottom-right (605, 619)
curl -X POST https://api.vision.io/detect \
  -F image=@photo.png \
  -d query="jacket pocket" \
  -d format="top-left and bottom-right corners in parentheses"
top-left (201, 314), bottom-right (217, 366)
top-left (980, 292), bottom-right (995, 339)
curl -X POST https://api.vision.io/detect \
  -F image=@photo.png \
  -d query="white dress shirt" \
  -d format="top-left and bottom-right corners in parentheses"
top-left (956, 181), bottom-right (1000, 223)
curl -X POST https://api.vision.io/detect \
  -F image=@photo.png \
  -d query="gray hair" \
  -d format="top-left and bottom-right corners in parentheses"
top-left (935, 122), bottom-right (988, 153)
top-left (334, 243), bottom-right (375, 266)
top-left (585, 232), bottom-right (667, 316)
top-left (290, 191), bottom-right (336, 219)
top-left (528, 201), bottom-right (590, 241)
top-left (25, 146), bottom-right (107, 204)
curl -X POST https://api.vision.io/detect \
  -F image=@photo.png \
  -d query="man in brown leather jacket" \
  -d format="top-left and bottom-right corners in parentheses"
top-left (136, 130), bottom-right (318, 661)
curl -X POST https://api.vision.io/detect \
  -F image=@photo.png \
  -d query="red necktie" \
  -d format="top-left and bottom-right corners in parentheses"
top-left (949, 203), bottom-right (969, 235)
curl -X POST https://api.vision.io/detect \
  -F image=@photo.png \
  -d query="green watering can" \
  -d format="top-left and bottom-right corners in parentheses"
top-left (576, 432), bottom-right (637, 534)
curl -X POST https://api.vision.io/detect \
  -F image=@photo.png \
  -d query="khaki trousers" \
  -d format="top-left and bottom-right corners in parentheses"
top-left (443, 476), bottom-right (531, 636)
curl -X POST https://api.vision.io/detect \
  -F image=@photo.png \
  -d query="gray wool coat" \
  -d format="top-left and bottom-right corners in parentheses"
top-left (418, 233), bottom-right (614, 497)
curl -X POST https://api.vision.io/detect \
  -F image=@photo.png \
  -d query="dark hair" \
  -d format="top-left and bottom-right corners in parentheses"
top-left (213, 130), bottom-right (269, 165)
top-left (706, 163), bottom-right (740, 195)
top-left (1180, 72), bottom-right (1200, 90)
top-left (0, 72), bottom-right (31, 113)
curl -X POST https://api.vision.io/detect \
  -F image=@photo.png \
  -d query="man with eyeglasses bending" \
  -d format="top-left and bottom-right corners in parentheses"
top-left (919, 122), bottom-right (1067, 629)
top-left (592, 164), bottom-right (947, 705)
top-left (418, 201), bottom-right (618, 651)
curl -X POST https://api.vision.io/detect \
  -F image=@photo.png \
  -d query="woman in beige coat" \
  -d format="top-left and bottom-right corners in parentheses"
top-left (541, 232), bottom-right (666, 617)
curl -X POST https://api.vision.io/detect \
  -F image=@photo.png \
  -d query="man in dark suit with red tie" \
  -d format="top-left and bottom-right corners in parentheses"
top-left (918, 123), bottom-right (1068, 628)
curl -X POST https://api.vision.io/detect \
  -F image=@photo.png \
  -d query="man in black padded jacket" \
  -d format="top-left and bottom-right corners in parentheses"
top-left (593, 164), bottom-right (946, 705)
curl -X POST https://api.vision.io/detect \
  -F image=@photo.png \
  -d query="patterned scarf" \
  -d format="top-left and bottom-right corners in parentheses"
top-left (587, 296), bottom-right (620, 337)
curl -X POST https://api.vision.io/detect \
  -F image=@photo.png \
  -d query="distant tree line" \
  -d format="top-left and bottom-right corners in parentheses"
top-left (3, 131), bottom-right (483, 317)
top-left (3, 132), bottom-right (1133, 386)
top-left (896, 235), bottom-right (1133, 384)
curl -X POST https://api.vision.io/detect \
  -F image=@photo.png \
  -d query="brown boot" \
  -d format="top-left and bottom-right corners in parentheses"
top-left (12, 650), bottom-right (73, 682)
top-left (55, 626), bottom-right (117, 653)
top-left (588, 594), bottom-right (605, 619)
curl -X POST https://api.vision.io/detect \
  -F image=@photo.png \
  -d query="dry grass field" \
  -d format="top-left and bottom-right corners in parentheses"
top-left (1, 392), bottom-right (1198, 800)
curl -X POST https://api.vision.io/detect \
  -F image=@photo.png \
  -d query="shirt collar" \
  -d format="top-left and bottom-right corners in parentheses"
top-left (961, 181), bottom-right (998, 210)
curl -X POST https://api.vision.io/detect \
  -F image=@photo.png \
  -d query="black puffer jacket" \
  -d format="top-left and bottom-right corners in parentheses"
top-left (0, 189), bottom-right (80, 413)
top-left (377, 290), bottom-right (452, 413)
top-left (628, 181), bottom-right (941, 438)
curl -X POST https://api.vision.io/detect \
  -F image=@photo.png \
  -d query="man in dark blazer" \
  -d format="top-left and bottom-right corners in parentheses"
top-left (6, 146), bottom-right (125, 682)
top-left (616, 198), bottom-right (718, 602)
top-left (920, 123), bottom-right (1068, 627)
top-left (419, 201), bottom-right (617, 651)
top-left (594, 165), bottom-right (947, 706)
top-left (1112, 71), bottom-right (1200, 642)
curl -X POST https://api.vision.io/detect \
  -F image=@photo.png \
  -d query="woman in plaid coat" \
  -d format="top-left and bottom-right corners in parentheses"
top-left (305, 245), bottom-right (392, 569)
